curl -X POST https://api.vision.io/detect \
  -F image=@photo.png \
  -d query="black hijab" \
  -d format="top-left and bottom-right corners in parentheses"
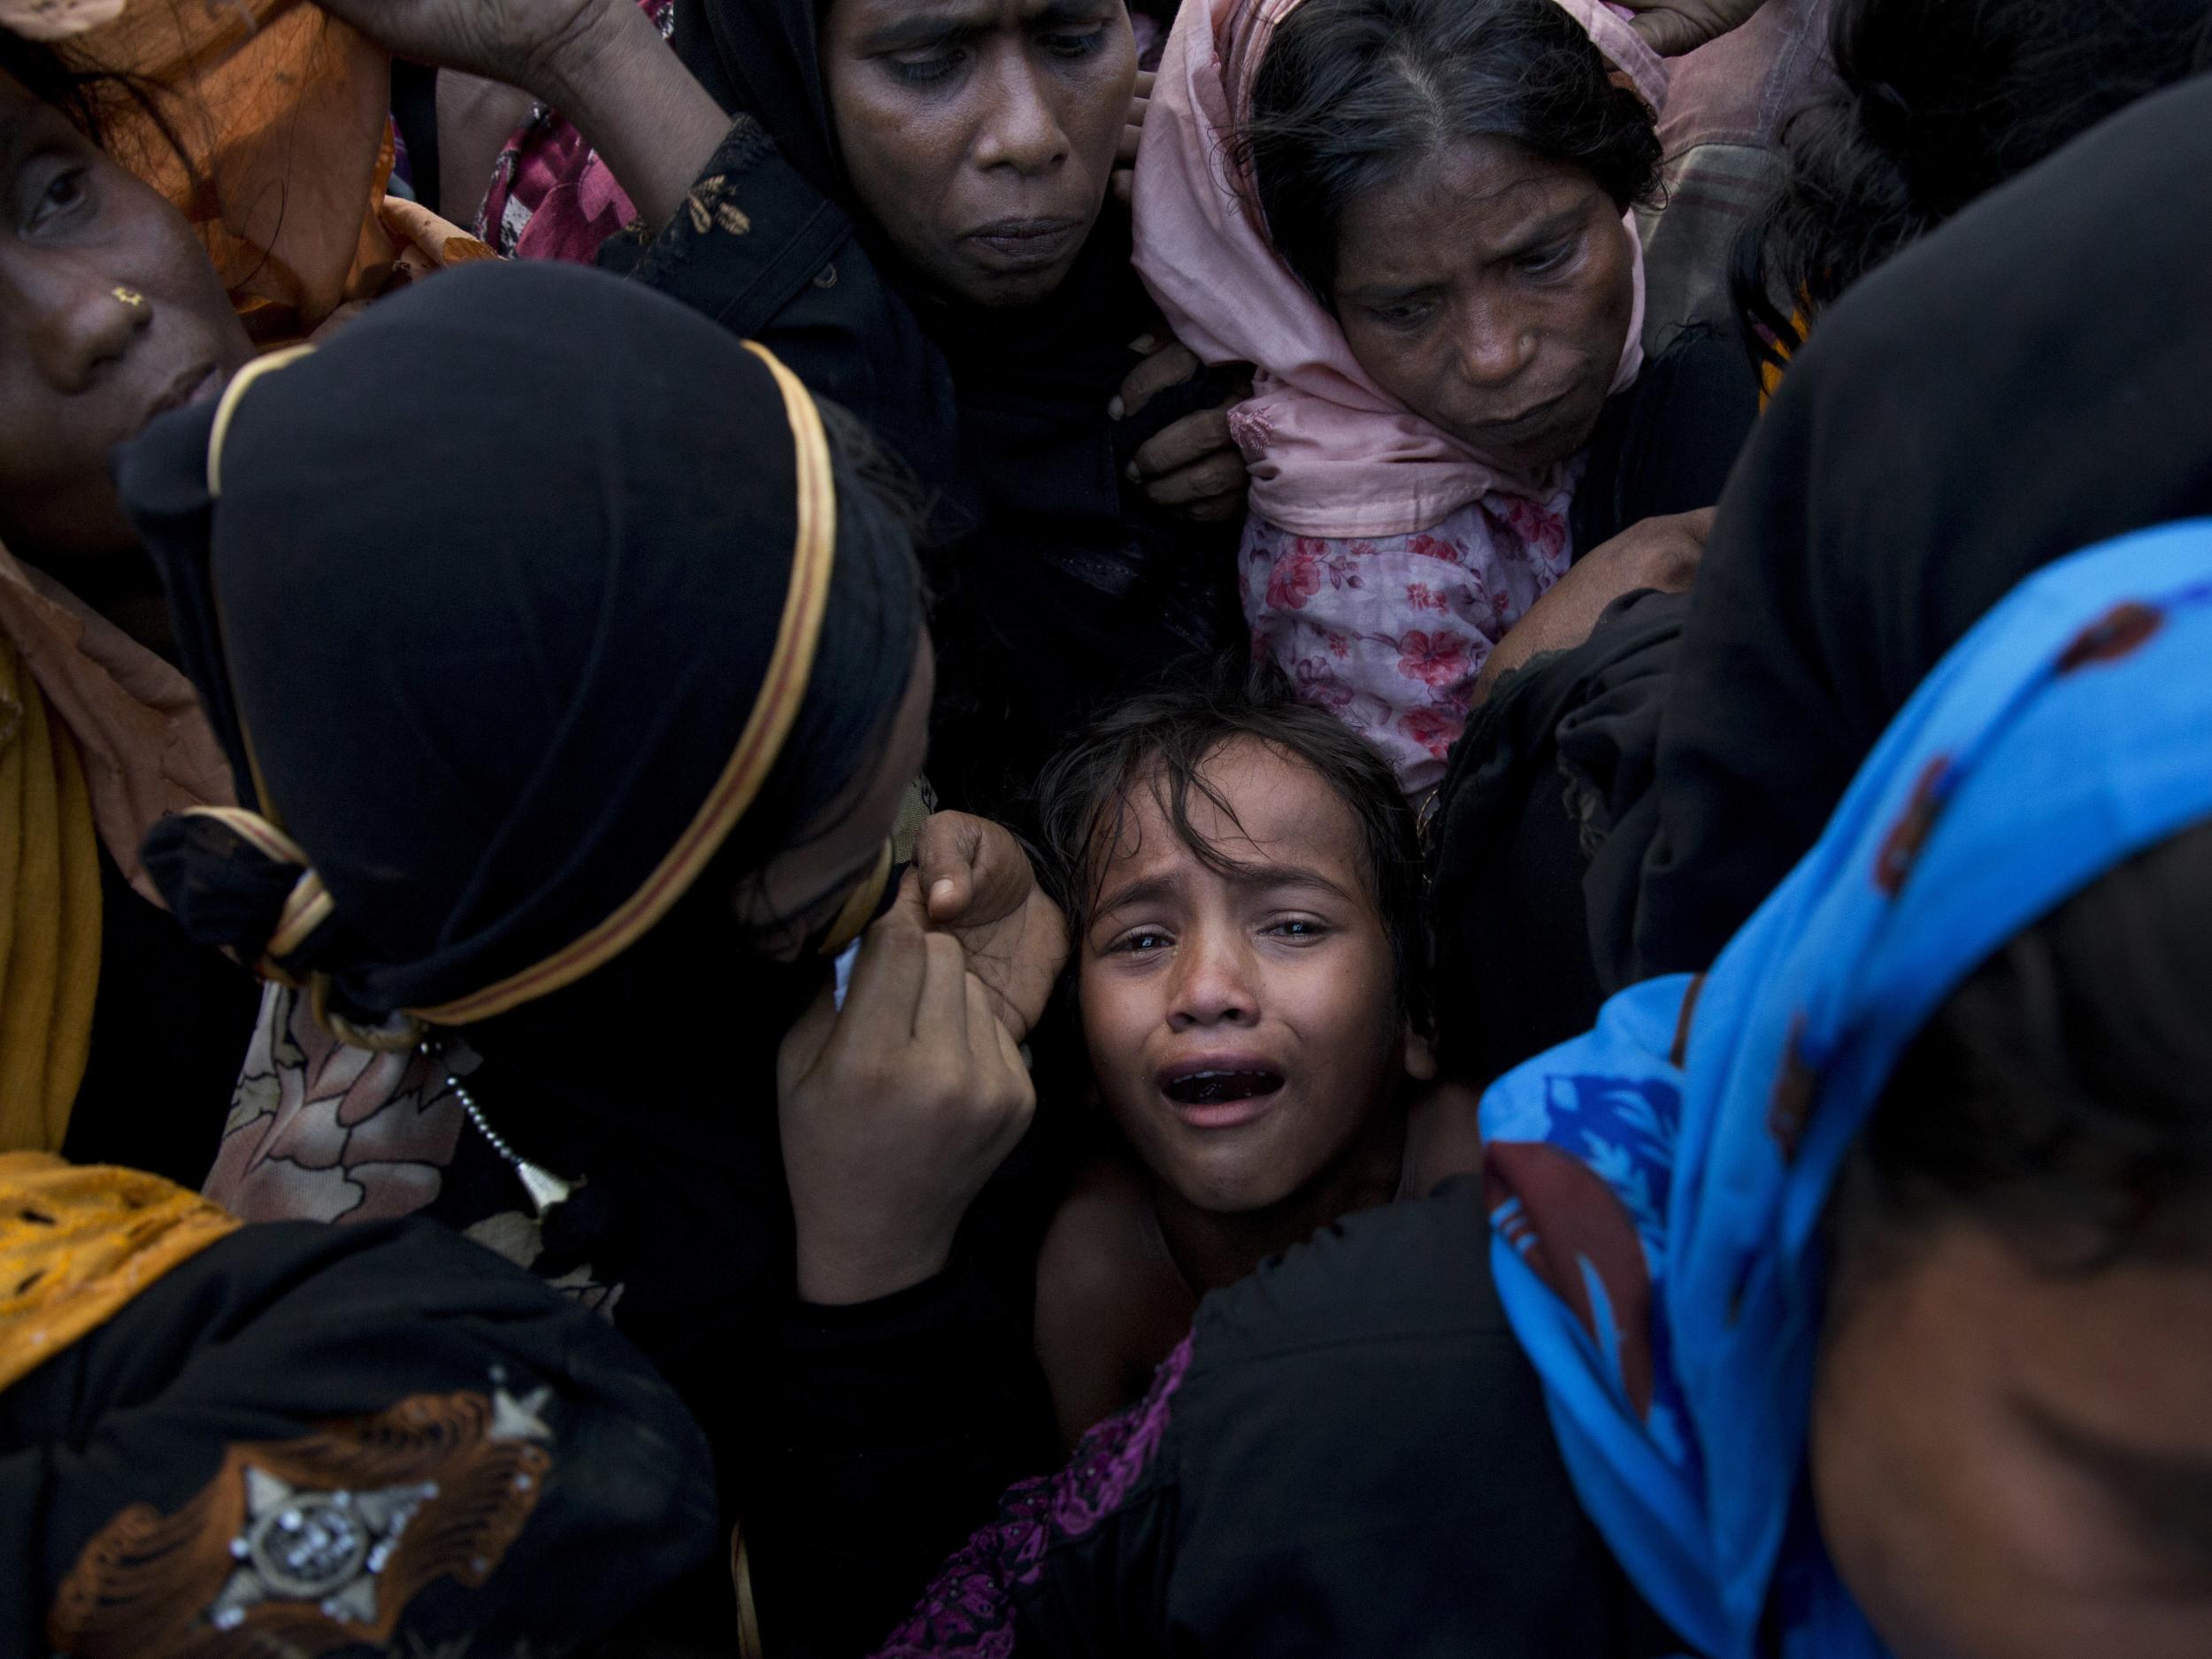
top-left (117, 259), bottom-right (921, 1029)
top-left (671, 0), bottom-right (1164, 531)
top-left (1624, 73), bottom-right (2212, 979)
top-left (663, 0), bottom-right (1240, 811)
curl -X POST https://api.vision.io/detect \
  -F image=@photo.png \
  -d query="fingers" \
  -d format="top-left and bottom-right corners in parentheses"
top-left (1624, 7), bottom-right (1698, 53)
top-left (916, 930), bottom-right (972, 1046)
top-left (913, 810), bottom-right (982, 923)
top-left (1170, 488), bottom-right (1249, 524)
top-left (1118, 67), bottom-right (1156, 161)
top-left (1619, 0), bottom-right (1757, 55)
top-left (1131, 411), bottom-right (1251, 503)
top-left (1110, 341), bottom-right (1201, 422)
top-left (774, 982), bottom-right (841, 1094)
top-left (965, 970), bottom-right (1036, 1115)
top-left (832, 869), bottom-right (931, 1045)
top-left (1676, 505), bottom-right (1718, 544)
top-left (918, 811), bottom-right (1033, 927)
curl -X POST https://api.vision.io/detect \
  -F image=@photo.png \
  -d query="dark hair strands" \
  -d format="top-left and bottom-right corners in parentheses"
top-left (0, 23), bottom-right (208, 201)
top-left (1235, 0), bottom-right (1663, 304)
top-left (1731, 0), bottom-right (2212, 373)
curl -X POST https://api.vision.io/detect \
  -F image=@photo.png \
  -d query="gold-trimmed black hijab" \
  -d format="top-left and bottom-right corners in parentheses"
top-left (116, 260), bottom-right (921, 1031)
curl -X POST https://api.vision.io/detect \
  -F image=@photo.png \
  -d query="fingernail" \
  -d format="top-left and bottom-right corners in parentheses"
top-left (1127, 333), bottom-right (1157, 353)
top-left (931, 878), bottom-right (956, 906)
top-left (1107, 396), bottom-right (1125, 419)
top-left (1125, 462), bottom-right (1141, 482)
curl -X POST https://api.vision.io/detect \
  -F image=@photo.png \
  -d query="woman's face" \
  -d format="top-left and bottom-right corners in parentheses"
top-left (820, 0), bottom-right (1134, 309)
top-left (1812, 1218), bottom-right (2212, 1659)
top-left (0, 72), bottom-right (253, 560)
top-left (1332, 136), bottom-right (1634, 479)
top-left (733, 634), bottom-right (935, 958)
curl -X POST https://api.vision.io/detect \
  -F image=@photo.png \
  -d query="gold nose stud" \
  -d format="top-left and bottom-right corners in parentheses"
top-left (111, 286), bottom-right (144, 307)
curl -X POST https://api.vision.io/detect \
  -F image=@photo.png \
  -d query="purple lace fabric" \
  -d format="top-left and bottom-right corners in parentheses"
top-left (872, 1334), bottom-right (1195, 1656)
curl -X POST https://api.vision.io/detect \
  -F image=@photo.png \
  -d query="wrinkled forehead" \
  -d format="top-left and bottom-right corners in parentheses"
top-left (827, 0), bottom-right (1118, 38)
top-left (1088, 736), bottom-right (1376, 900)
top-left (1340, 136), bottom-right (1609, 260)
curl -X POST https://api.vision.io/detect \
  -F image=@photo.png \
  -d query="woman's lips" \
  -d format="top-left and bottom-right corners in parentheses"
top-left (963, 216), bottom-right (1083, 271)
top-left (1158, 1060), bottom-right (1287, 1131)
top-left (140, 363), bottom-right (220, 432)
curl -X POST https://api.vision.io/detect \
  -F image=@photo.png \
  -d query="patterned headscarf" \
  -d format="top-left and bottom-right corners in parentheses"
top-left (1479, 518), bottom-right (2212, 1657)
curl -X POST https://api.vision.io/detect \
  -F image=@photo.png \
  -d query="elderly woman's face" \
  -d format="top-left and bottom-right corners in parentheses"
top-left (1333, 137), bottom-right (1633, 479)
top-left (0, 71), bottom-right (252, 560)
top-left (820, 0), bottom-right (1134, 309)
top-left (1811, 1218), bottom-right (2212, 1659)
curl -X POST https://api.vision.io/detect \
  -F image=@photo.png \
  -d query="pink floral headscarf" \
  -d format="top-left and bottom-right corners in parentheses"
top-left (1133, 0), bottom-right (1670, 540)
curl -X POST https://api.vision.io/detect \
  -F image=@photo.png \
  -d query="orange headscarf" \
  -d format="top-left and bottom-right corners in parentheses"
top-left (38, 0), bottom-right (397, 338)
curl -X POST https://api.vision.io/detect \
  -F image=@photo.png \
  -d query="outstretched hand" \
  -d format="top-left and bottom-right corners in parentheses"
top-left (913, 811), bottom-right (1069, 1043)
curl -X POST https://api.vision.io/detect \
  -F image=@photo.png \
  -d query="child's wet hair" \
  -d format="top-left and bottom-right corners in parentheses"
top-left (1033, 672), bottom-right (1429, 1022)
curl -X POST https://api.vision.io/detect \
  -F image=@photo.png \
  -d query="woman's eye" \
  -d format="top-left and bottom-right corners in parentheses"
top-left (890, 45), bottom-right (965, 85)
top-left (1517, 240), bottom-right (1575, 277)
top-left (1039, 25), bottom-right (1108, 58)
top-left (1266, 918), bottom-right (1330, 941)
top-left (1111, 929), bottom-right (1171, 955)
top-left (24, 164), bottom-right (89, 231)
top-left (1368, 300), bottom-right (1434, 331)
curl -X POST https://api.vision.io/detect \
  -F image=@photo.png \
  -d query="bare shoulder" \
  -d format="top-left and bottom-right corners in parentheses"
top-left (1035, 1158), bottom-right (1197, 1448)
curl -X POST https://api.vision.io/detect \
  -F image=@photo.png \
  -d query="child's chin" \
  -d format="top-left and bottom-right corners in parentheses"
top-left (1168, 1157), bottom-right (1302, 1219)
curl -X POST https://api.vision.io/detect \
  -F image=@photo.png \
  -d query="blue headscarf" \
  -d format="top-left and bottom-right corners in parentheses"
top-left (1479, 519), bottom-right (2212, 1658)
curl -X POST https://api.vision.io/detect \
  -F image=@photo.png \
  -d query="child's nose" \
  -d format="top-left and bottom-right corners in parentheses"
top-left (1168, 929), bottom-right (1258, 1028)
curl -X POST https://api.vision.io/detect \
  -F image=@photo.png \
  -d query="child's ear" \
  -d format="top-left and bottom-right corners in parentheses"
top-left (1402, 1019), bottom-right (1438, 1083)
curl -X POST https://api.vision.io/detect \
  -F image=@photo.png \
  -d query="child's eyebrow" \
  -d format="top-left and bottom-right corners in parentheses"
top-left (1092, 860), bottom-right (1356, 922)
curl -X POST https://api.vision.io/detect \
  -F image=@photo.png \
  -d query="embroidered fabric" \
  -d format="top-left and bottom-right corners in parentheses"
top-left (50, 1388), bottom-right (553, 1658)
top-left (1243, 479), bottom-right (1578, 795)
top-left (873, 1334), bottom-right (1194, 1656)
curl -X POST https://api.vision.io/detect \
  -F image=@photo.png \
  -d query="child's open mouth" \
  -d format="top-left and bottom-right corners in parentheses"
top-left (1158, 1067), bottom-right (1286, 1110)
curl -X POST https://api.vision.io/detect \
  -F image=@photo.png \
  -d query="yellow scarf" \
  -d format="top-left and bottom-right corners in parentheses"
top-left (0, 1153), bottom-right (240, 1393)
top-left (0, 640), bottom-right (103, 1153)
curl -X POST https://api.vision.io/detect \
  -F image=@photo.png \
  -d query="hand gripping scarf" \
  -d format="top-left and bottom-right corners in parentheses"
top-left (1478, 518), bottom-right (2212, 1658)
top-left (112, 261), bottom-right (844, 1043)
top-left (1133, 0), bottom-right (1664, 539)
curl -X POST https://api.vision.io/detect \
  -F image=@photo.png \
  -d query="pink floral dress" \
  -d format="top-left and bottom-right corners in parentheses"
top-left (1241, 476), bottom-right (1579, 795)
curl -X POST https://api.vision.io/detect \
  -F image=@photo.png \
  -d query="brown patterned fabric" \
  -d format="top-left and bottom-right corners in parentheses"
top-left (50, 1391), bottom-right (548, 1658)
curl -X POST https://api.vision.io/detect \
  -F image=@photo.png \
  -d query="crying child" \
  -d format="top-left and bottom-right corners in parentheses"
top-left (1030, 683), bottom-right (1482, 1445)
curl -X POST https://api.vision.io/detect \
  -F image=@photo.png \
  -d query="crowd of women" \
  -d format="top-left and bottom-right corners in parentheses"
top-left (2, 0), bottom-right (2209, 1651)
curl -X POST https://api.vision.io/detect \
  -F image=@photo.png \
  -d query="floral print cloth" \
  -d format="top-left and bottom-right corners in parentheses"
top-left (1243, 476), bottom-right (1579, 795)
top-left (873, 1334), bottom-right (1193, 1655)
